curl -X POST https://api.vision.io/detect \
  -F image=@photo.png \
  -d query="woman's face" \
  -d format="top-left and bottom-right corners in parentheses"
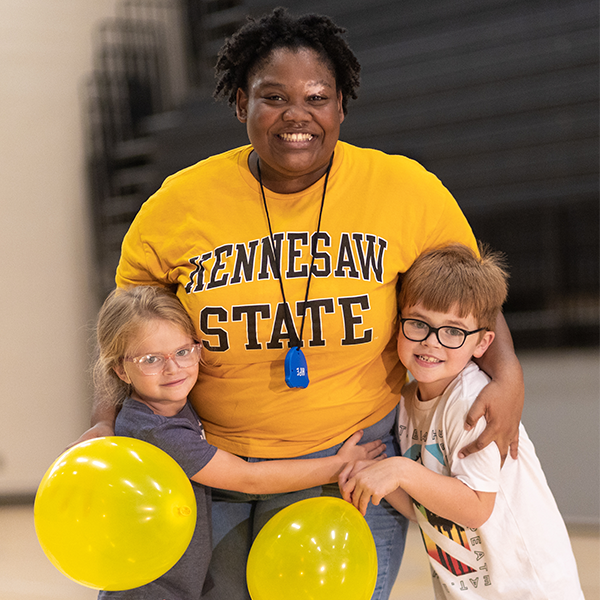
top-left (236, 47), bottom-right (344, 193)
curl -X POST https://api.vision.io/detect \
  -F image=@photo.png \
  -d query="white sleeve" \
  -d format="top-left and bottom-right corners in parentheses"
top-left (441, 374), bottom-right (502, 493)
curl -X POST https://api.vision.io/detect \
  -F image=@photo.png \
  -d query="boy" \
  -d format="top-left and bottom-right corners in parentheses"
top-left (340, 244), bottom-right (584, 599)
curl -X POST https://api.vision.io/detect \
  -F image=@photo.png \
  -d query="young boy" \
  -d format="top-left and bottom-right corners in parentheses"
top-left (339, 244), bottom-right (584, 599)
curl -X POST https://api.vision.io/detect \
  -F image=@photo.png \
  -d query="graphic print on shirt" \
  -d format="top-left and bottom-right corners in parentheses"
top-left (415, 502), bottom-right (477, 576)
top-left (404, 424), bottom-right (491, 591)
top-left (183, 231), bottom-right (389, 353)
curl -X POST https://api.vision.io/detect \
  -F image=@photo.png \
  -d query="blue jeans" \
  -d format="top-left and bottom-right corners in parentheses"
top-left (203, 409), bottom-right (408, 600)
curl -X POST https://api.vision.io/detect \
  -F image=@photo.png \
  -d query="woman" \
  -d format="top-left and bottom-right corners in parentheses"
top-left (84, 9), bottom-right (523, 600)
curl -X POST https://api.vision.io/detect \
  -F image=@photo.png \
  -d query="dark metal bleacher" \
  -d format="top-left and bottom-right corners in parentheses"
top-left (86, 0), bottom-right (599, 349)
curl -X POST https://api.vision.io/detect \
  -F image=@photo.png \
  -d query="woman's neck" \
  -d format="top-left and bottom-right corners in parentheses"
top-left (248, 151), bottom-right (330, 194)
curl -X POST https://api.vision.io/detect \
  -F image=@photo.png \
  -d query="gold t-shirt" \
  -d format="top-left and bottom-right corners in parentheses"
top-left (116, 141), bottom-right (477, 457)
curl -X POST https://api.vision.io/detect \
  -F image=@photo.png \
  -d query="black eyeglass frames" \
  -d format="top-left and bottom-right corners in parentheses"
top-left (399, 318), bottom-right (486, 350)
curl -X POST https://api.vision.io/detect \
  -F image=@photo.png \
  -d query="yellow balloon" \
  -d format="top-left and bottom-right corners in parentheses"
top-left (34, 436), bottom-right (196, 591)
top-left (247, 497), bottom-right (377, 600)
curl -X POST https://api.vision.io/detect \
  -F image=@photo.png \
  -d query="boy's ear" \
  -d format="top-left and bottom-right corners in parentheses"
top-left (472, 331), bottom-right (495, 359)
top-left (113, 364), bottom-right (131, 384)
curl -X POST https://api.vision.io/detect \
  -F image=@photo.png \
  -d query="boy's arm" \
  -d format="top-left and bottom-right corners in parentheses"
top-left (340, 457), bottom-right (495, 528)
top-left (380, 488), bottom-right (416, 522)
top-left (466, 312), bottom-right (524, 461)
top-left (192, 431), bottom-right (385, 494)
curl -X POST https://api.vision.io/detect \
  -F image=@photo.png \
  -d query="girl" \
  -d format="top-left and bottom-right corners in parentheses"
top-left (94, 285), bottom-right (384, 600)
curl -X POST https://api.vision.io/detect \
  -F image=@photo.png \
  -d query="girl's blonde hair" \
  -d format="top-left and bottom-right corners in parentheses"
top-left (93, 286), bottom-right (197, 406)
top-left (398, 243), bottom-right (509, 332)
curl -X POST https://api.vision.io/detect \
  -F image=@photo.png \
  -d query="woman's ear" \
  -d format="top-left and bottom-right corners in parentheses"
top-left (337, 90), bottom-right (345, 124)
top-left (472, 331), bottom-right (495, 359)
top-left (236, 88), bottom-right (248, 123)
top-left (113, 363), bottom-right (131, 384)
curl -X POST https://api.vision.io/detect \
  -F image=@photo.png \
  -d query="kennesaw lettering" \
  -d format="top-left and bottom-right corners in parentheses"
top-left (184, 231), bottom-right (388, 293)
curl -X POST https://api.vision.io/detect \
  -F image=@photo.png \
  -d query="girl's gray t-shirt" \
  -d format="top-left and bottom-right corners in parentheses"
top-left (98, 398), bottom-right (217, 600)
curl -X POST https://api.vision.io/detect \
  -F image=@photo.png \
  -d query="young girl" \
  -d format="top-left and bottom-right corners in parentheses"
top-left (94, 285), bottom-right (385, 600)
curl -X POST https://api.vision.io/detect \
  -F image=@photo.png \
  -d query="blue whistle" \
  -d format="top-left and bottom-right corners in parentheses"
top-left (284, 347), bottom-right (309, 389)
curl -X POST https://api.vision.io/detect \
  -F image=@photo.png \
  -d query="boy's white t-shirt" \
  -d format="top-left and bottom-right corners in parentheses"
top-left (398, 361), bottom-right (584, 600)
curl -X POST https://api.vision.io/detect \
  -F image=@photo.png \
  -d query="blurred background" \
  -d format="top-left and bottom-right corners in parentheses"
top-left (0, 0), bottom-right (598, 598)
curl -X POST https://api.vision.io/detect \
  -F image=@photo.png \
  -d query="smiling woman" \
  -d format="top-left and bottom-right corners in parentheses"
top-left (236, 47), bottom-right (344, 193)
top-left (75, 7), bottom-right (526, 600)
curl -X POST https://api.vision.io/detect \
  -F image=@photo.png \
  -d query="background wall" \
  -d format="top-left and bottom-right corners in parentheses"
top-left (0, 1), bottom-right (597, 528)
top-left (0, 1), bottom-right (119, 496)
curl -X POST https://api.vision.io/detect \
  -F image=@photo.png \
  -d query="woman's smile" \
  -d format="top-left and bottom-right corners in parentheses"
top-left (278, 132), bottom-right (315, 142)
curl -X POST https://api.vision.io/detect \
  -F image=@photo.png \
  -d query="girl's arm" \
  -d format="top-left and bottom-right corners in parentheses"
top-left (466, 312), bottom-right (524, 461)
top-left (193, 431), bottom-right (385, 495)
top-left (339, 457), bottom-right (495, 528)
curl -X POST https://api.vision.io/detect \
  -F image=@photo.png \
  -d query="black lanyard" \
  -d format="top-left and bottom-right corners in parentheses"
top-left (257, 154), bottom-right (334, 388)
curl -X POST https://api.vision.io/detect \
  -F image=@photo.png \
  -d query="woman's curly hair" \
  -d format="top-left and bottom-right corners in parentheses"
top-left (214, 7), bottom-right (361, 115)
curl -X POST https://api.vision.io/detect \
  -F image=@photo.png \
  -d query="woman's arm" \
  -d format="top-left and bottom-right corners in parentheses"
top-left (340, 457), bottom-right (495, 528)
top-left (465, 312), bottom-right (524, 461)
top-left (193, 431), bottom-right (385, 494)
top-left (68, 392), bottom-right (117, 448)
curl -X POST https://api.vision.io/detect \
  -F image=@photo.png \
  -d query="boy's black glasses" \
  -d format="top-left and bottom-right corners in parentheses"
top-left (399, 318), bottom-right (486, 350)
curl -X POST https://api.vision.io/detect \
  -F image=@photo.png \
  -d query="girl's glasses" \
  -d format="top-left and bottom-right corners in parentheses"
top-left (124, 344), bottom-right (201, 375)
top-left (400, 318), bottom-right (486, 349)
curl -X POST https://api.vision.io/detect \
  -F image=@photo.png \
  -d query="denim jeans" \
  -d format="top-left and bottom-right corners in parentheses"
top-left (203, 408), bottom-right (408, 600)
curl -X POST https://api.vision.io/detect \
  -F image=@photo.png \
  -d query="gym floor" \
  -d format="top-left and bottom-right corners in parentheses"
top-left (0, 505), bottom-right (597, 600)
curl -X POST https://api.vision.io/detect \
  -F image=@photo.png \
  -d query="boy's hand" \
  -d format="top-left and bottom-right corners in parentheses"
top-left (339, 458), bottom-right (402, 516)
top-left (338, 458), bottom-right (379, 488)
top-left (337, 430), bottom-right (386, 464)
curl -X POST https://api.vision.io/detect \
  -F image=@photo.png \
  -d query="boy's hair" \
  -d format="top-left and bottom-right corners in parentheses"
top-left (213, 7), bottom-right (361, 115)
top-left (398, 243), bottom-right (509, 331)
top-left (93, 286), bottom-right (197, 407)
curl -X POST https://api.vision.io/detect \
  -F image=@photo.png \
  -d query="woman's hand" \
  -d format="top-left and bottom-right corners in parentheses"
top-left (336, 430), bottom-right (386, 464)
top-left (465, 313), bottom-right (524, 462)
top-left (66, 393), bottom-right (119, 451)
top-left (65, 421), bottom-right (115, 451)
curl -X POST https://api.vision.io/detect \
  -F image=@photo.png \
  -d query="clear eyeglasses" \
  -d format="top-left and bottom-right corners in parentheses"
top-left (399, 318), bottom-right (486, 350)
top-left (124, 344), bottom-right (202, 375)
